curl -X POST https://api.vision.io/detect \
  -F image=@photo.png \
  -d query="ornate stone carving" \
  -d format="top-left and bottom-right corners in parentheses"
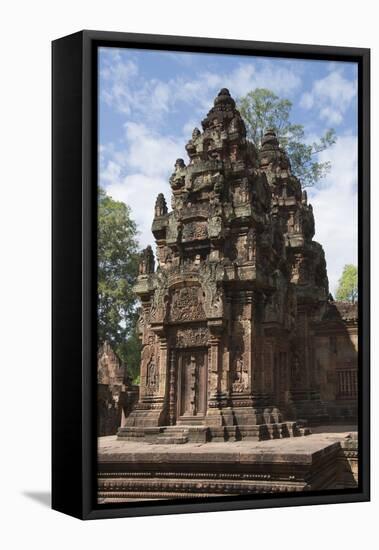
top-left (143, 336), bottom-right (159, 395)
top-left (146, 358), bottom-right (158, 394)
top-left (232, 356), bottom-right (249, 393)
top-left (182, 221), bottom-right (208, 242)
top-left (169, 158), bottom-right (186, 190)
top-left (139, 245), bottom-right (155, 275)
top-left (245, 228), bottom-right (256, 262)
top-left (290, 350), bottom-right (302, 388)
top-left (169, 286), bottom-right (206, 322)
top-left (234, 178), bottom-right (250, 205)
top-left (154, 193), bottom-right (168, 217)
top-left (174, 326), bottom-right (209, 348)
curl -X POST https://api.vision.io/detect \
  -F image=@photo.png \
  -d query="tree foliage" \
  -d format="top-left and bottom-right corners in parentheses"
top-left (336, 264), bottom-right (358, 303)
top-left (98, 188), bottom-right (141, 378)
top-left (237, 88), bottom-right (336, 188)
top-left (117, 329), bottom-right (142, 383)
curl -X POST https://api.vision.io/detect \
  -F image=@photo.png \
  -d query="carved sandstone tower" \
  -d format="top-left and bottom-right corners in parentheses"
top-left (118, 88), bottom-right (329, 443)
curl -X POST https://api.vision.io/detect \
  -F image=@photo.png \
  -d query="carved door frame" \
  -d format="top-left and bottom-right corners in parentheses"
top-left (176, 348), bottom-right (208, 422)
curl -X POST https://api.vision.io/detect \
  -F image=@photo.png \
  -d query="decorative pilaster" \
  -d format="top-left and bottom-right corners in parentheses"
top-left (168, 349), bottom-right (176, 425)
top-left (208, 334), bottom-right (221, 396)
top-left (158, 336), bottom-right (168, 399)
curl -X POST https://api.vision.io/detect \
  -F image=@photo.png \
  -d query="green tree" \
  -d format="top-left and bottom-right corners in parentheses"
top-left (336, 264), bottom-right (358, 303)
top-left (237, 88), bottom-right (336, 188)
top-left (98, 187), bottom-right (141, 377)
top-left (117, 329), bottom-right (142, 383)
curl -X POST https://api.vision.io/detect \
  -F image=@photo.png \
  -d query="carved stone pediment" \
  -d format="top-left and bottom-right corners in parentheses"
top-left (169, 285), bottom-right (206, 323)
top-left (182, 221), bottom-right (208, 242)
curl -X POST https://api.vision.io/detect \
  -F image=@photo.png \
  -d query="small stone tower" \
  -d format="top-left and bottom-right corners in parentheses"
top-left (118, 88), bottom-right (329, 443)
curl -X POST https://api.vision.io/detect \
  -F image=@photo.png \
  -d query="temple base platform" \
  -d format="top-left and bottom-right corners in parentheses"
top-left (117, 421), bottom-right (310, 444)
top-left (98, 428), bottom-right (358, 503)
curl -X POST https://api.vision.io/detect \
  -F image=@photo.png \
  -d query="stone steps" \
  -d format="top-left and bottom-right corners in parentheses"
top-left (156, 427), bottom-right (189, 444)
top-left (118, 422), bottom-right (310, 443)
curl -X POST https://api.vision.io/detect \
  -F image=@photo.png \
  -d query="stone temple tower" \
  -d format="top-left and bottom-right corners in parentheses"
top-left (118, 88), bottom-right (329, 443)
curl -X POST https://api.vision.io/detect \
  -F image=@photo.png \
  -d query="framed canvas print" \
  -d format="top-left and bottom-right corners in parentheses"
top-left (52, 30), bottom-right (370, 520)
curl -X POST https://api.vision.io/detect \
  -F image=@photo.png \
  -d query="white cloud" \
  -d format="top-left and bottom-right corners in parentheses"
top-left (300, 92), bottom-right (314, 109)
top-left (319, 106), bottom-right (343, 125)
top-left (100, 49), bottom-right (172, 120)
top-left (123, 122), bottom-right (185, 177)
top-left (167, 62), bottom-right (302, 115)
top-left (100, 49), bottom-right (139, 116)
top-left (300, 69), bottom-right (357, 126)
top-left (225, 63), bottom-right (302, 96)
top-left (100, 159), bottom-right (123, 185)
top-left (106, 174), bottom-right (170, 249)
top-left (100, 49), bottom-right (302, 122)
top-left (308, 135), bottom-right (358, 294)
top-left (182, 119), bottom-right (200, 136)
top-left (99, 124), bottom-right (186, 249)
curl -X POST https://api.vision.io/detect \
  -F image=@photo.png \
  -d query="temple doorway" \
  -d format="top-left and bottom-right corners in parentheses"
top-left (176, 349), bottom-right (208, 422)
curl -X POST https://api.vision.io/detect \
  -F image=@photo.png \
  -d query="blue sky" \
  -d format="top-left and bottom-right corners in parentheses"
top-left (98, 47), bottom-right (358, 294)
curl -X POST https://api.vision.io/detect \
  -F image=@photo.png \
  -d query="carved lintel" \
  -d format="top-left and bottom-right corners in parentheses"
top-left (174, 326), bottom-right (209, 348)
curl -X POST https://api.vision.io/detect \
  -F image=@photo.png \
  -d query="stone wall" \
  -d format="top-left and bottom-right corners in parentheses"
top-left (314, 302), bottom-right (358, 421)
top-left (97, 341), bottom-right (138, 436)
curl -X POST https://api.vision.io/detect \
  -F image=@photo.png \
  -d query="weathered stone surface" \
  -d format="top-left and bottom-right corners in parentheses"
top-left (97, 341), bottom-right (138, 436)
top-left (314, 302), bottom-right (358, 421)
top-left (98, 430), bottom-right (358, 502)
top-left (119, 88), bottom-right (357, 443)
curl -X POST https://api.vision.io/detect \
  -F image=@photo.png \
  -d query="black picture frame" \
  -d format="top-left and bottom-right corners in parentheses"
top-left (52, 30), bottom-right (370, 520)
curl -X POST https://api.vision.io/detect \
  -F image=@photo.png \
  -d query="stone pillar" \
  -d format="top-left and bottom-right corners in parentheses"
top-left (208, 333), bottom-right (221, 395)
top-left (249, 292), bottom-right (266, 414)
top-left (168, 348), bottom-right (176, 425)
top-left (289, 306), bottom-right (328, 424)
top-left (158, 336), bottom-right (168, 399)
top-left (205, 324), bottom-right (227, 431)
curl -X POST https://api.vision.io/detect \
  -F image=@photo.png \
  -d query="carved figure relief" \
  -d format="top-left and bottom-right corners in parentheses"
top-left (182, 221), bottom-right (208, 242)
top-left (169, 286), bottom-right (206, 322)
top-left (231, 356), bottom-right (249, 393)
top-left (291, 254), bottom-right (309, 285)
top-left (245, 228), bottom-right (256, 262)
top-left (139, 245), bottom-right (155, 275)
top-left (290, 351), bottom-right (302, 388)
top-left (146, 358), bottom-right (158, 394)
top-left (142, 335), bottom-right (159, 395)
top-left (213, 288), bottom-right (223, 310)
top-left (154, 193), bottom-right (168, 217)
top-left (230, 316), bottom-right (249, 393)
